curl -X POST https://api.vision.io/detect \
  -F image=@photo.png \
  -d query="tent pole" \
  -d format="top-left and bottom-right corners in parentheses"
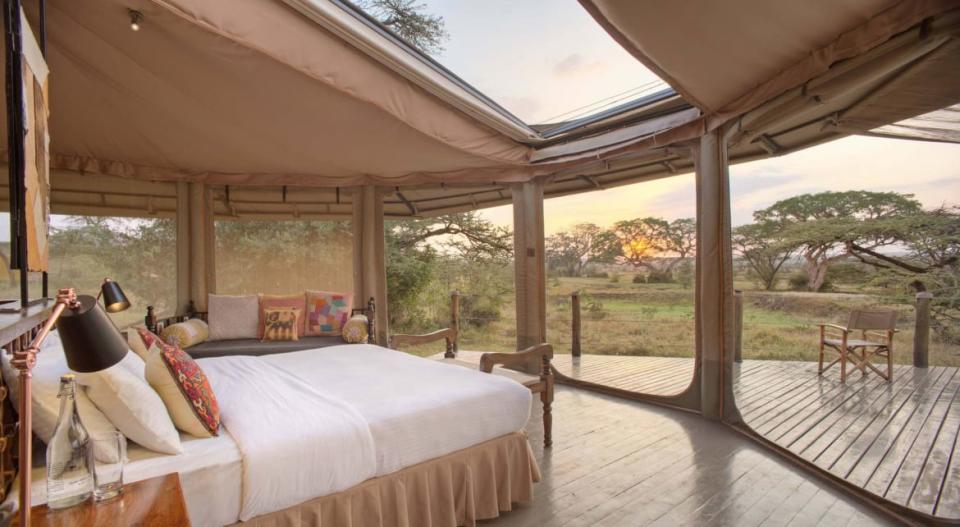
top-left (694, 127), bottom-right (739, 422)
top-left (511, 179), bottom-right (546, 361)
top-left (352, 186), bottom-right (388, 345)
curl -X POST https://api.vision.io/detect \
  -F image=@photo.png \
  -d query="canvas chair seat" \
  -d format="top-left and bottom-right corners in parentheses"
top-left (823, 338), bottom-right (888, 349)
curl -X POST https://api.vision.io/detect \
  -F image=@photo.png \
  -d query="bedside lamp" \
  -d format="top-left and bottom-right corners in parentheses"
top-left (13, 283), bottom-right (131, 526)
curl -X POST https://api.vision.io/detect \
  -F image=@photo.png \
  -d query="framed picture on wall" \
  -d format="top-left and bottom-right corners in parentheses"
top-left (19, 7), bottom-right (50, 273)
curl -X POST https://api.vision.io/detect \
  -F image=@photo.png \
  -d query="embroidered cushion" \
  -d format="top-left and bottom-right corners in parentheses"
top-left (258, 294), bottom-right (306, 338)
top-left (341, 314), bottom-right (369, 344)
top-left (262, 307), bottom-right (301, 341)
top-left (160, 319), bottom-right (209, 349)
top-left (304, 291), bottom-right (354, 336)
top-left (208, 294), bottom-right (260, 340)
top-left (138, 328), bottom-right (220, 438)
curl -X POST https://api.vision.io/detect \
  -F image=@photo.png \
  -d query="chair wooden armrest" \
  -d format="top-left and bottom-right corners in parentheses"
top-left (479, 343), bottom-right (554, 448)
top-left (388, 328), bottom-right (458, 357)
top-left (479, 343), bottom-right (553, 375)
top-left (817, 323), bottom-right (849, 333)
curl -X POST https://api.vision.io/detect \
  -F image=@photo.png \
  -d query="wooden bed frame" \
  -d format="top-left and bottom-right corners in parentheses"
top-left (146, 297), bottom-right (378, 345)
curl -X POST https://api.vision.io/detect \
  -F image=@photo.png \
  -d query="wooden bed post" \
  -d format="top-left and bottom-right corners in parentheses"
top-left (695, 128), bottom-right (738, 422)
top-left (352, 186), bottom-right (388, 345)
top-left (512, 180), bottom-right (546, 368)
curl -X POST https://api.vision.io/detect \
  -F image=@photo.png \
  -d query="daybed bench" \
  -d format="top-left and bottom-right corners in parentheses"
top-left (146, 297), bottom-right (376, 359)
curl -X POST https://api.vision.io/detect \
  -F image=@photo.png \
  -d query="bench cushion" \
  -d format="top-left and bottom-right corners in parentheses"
top-left (439, 358), bottom-right (540, 388)
top-left (184, 336), bottom-right (344, 359)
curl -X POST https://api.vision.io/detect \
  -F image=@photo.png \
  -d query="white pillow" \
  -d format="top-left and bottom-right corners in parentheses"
top-left (0, 332), bottom-right (125, 463)
top-left (77, 352), bottom-right (182, 455)
top-left (207, 294), bottom-right (259, 340)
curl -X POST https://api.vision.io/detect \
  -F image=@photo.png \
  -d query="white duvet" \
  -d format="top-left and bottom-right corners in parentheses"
top-left (198, 345), bottom-right (532, 522)
top-left (200, 355), bottom-right (377, 521)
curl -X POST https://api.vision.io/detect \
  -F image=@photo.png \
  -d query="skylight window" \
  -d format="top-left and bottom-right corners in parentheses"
top-left (354, 0), bottom-right (667, 126)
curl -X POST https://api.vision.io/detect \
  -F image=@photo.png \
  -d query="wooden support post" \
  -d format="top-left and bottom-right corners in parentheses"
top-left (352, 186), bottom-right (388, 345)
top-left (695, 128), bottom-right (736, 422)
top-left (175, 181), bottom-right (190, 314)
top-left (734, 290), bottom-right (743, 363)
top-left (512, 180), bottom-right (546, 362)
top-left (571, 290), bottom-right (581, 357)
top-left (449, 290), bottom-right (460, 357)
top-left (187, 183), bottom-right (215, 311)
top-left (914, 292), bottom-right (932, 368)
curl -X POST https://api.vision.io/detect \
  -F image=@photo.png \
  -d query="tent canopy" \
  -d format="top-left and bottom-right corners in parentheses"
top-left (1, 0), bottom-right (958, 219)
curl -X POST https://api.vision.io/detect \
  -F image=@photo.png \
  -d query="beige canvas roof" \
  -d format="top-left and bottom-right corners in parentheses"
top-left (1, 0), bottom-right (958, 220)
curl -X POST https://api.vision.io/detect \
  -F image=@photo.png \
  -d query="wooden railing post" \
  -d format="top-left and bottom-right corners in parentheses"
top-left (449, 290), bottom-right (460, 358)
top-left (914, 292), bottom-right (932, 368)
top-left (734, 290), bottom-right (743, 363)
top-left (571, 291), bottom-right (581, 357)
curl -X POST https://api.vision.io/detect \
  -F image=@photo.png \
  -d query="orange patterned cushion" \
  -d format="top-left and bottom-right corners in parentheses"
top-left (262, 307), bottom-right (301, 341)
top-left (137, 328), bottom-right (220, 437)
top-left (258, 294), bottom-right (306, 338)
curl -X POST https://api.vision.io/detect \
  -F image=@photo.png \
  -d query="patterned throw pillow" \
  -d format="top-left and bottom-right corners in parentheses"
top-left (258, 294), bottom-right (306, 338)
top-left (262, 307), bottom-right (301, 341)
top-left (160, 319), bottom-right (209, 349)
top-left (341, 314), bottom-right (369, 344)
top-left (304, 290), bottom-right (353, 336)
top-left (137, 328), bottom-right (220, 438)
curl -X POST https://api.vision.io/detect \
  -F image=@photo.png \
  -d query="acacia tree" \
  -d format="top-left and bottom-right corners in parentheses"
top-left (545, 223), bottom-right (619, 276)
top-left (754, 191), bottom-right (922, 291)
top-left (358, 0), bottom-right (448, 55)
top-left (732, 222), bottom-right (793, 290)
top-left (850, 206), bottom-right (960, 342)
top-left (611, 217), bottom-right (696, 276)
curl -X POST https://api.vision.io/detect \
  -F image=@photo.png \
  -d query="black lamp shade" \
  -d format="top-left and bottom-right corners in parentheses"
top-left (56, 295), bottom-right (129, 373)
top-left (101, 280), bottom-right (131, 313)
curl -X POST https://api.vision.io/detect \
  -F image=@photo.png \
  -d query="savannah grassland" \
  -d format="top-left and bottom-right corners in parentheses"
top-left (410, 269), bottom-right (960, 369)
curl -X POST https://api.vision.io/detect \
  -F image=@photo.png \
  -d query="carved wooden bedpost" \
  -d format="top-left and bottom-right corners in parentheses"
top-left (449, 291), bottom-right (460, 358)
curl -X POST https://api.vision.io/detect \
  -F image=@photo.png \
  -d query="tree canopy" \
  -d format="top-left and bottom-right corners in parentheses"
top-left (358, 0), bottom-right (448, 55)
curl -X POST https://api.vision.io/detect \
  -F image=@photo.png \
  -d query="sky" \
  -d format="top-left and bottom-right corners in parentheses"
top-left (421, 0), bottom-right (960, 235)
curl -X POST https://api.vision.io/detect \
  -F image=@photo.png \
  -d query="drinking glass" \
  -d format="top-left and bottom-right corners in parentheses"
top-left (92, 431), bottom-right (125, 501)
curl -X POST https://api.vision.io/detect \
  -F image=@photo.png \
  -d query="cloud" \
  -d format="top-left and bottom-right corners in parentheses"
top-left (552, 53), bottom-right (607, 77)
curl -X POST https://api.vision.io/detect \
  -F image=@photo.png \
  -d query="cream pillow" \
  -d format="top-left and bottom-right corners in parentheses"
top-left (160, 319), bottom-right (209, 348)
top-left (0, 332), bottom-right (125, 463)
top-left (77, 352), bottom-right (182, 455)
top-left (208, 294), bottom-right (259, 340)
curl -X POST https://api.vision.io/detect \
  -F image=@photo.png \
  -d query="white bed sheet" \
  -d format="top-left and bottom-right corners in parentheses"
top-left (260, 344), bottom-right (533, 475)
top-left (30, 433), bottom-right (242, 527)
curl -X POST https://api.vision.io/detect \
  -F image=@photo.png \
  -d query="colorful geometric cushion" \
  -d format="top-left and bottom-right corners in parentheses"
top-left (262, 307), bottom-right (301, 341)
top-left (305, 290), bottom-right (353, 336)
top-left (258, 294), bottom-right (306, 338)
top-left (137, 328), bottom-right (220, 438)
top-left (341, 314), bottom-right (369, 344)
top-left (160, 319), bottom-right (209, 349)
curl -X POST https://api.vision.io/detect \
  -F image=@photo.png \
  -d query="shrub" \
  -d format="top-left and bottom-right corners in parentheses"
top-left (646, 270), bottom-right (675, 284)
top-left (632, 274), bottom-right (645, 284)
top-left (788, 269), bottom-right (833, 292)
top-left (608, 272), bottom-right (621, 283)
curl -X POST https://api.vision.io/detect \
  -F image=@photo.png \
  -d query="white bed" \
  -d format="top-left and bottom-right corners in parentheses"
top-left (28, 344), bottom-right (533, 526)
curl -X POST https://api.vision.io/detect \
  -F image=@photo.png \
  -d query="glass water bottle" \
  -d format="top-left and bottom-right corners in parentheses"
top-left (46, 374), bottom-right (95, 509)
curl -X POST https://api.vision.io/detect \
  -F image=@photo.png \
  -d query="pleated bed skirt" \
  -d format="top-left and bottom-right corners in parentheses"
top-left (233, 432), bottom-right (541, 527)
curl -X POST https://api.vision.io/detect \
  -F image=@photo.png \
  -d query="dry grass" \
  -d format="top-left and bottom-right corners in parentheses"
top-left (422, 274), bottom-right (960, 368)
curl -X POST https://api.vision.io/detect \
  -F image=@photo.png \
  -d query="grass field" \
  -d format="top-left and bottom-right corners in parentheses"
top-left (433, 272), bottom-right (960, 368)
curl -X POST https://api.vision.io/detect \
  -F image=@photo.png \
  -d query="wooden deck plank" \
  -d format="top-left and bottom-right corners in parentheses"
top-left (450, 352), bottom-right (957, 522)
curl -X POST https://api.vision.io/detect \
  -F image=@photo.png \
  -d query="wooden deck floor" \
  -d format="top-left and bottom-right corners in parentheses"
top-left (487, 383), bottom-right (896, 526)
top-left (537, 354), bottom-right (960, 522)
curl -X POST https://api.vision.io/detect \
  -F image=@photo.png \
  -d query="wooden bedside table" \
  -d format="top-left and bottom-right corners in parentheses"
top-left (29, 473), bottom-right (190, 527)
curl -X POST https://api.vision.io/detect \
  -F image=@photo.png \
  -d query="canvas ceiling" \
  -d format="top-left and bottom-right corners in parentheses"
top-left (1, 0), bottom-right (958, 220)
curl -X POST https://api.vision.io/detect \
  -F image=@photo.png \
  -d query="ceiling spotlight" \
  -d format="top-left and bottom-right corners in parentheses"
top-left (129, 9), bottom-right (143, 31)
